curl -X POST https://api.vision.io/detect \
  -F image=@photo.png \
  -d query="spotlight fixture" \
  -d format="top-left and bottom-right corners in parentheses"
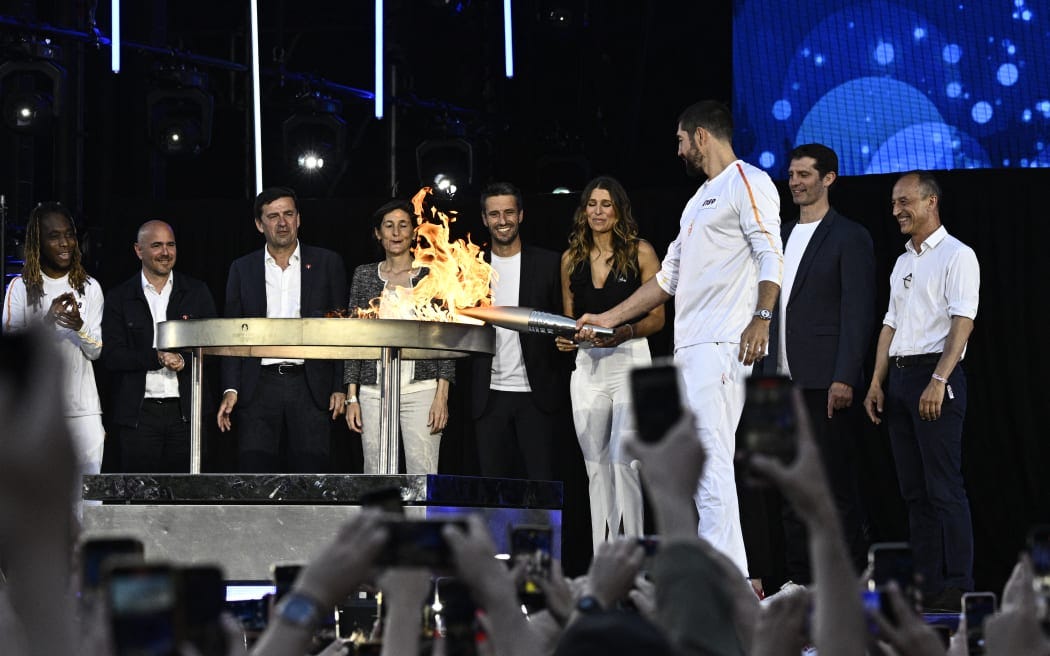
top-left (0, 58), bottom-right (65, 135)
top-left (416, 138), bottom-right (473, 196)
top-left (146, 67), bottom-right (214, 156)
top-left (433, 173), bottom-right (458, 197)
top-left (282, 92), bottom-right (346, 176)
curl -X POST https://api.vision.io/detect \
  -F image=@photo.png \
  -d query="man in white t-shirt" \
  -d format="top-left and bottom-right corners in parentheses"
top-left (578, 101), bottom-right (783, 576)
top-left (470, 182), bottom-right (571, 480)
top-left (763, 143), bottom-right (875, 585)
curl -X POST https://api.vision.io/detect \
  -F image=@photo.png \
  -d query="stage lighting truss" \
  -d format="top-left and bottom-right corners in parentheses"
top-left (0, 57), bottom-right (65, 136)
top-left (146, 68), bottom-right (214, 156)
top-left (416, 138), bottom-right (474, 198)
top-left (282, 92), bottom-right (347, 176)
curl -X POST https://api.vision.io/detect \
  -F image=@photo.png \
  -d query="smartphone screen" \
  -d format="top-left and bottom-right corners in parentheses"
top-left (738, 375), bottom-right (798, 466)
top-left (81, 537), bottom-right (145, 592)
top-left (107, 563), bottom-right (179, 656)
top-left (866, 542), bottom-right (919, 625)
top-left (509, 525), bottom-right (552, 611)
top-left (376, 518), bottom-right (468, 571)
top-left (630, 361), bottom-right (683, 444)
top-left (180, 565), bottom-right (228, 656)
top-left (963, 592), bottom-right (997, 655)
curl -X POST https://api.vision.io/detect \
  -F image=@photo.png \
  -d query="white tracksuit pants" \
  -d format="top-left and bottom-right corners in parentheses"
top-left (675, 342), bottom-right (750, 577)
top-left (571, 338), bottom-right (651, 552)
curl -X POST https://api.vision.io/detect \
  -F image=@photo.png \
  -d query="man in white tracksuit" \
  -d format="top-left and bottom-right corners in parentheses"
top-left (578, 100), bottom-right (783, 576)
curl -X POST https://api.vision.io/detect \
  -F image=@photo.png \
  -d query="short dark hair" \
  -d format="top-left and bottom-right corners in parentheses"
top-left (790, 143), bottom-right (839, 179)
top-left (370, 199), bottom-right (416, 232)
top-left (899, 170), bottom-right (942, 200)
top-left (479, 182), bottom-right (523, 214)
top-left (254, 186), bottom-right (298, 219)
top-left (677, 100), bottom-right (733, 142)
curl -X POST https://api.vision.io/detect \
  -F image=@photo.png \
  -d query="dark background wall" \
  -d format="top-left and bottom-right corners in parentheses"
top-left (2, 1), bottom-right (1048, 587)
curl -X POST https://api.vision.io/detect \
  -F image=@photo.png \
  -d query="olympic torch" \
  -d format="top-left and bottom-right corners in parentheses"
top-left (457, 305), bottom-right (615, 339)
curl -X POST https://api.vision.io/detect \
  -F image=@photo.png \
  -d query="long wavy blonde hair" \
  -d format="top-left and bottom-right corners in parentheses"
top-left (565, 176), bottom-right (640, 277)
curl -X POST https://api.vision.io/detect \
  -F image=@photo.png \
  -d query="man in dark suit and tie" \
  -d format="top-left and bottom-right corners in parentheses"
top-left (765, 143), bottom-right (876, 584)
top-left (471, 182), bottom-right (572, 480)
top-left (217, 187), bottom-right (348, 472)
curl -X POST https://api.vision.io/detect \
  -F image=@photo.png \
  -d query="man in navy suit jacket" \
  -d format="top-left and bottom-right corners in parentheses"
top-left (217, 187), bottom-right (348, 472)
top-left (470, 182), bottom-right (572, 480)
top-left (764, 144), bottom-right (876, 583)
top-left (103, 220), bottom-right (217, 472)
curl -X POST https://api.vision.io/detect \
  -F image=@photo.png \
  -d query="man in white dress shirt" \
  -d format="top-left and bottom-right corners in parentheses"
top-left (218, 187), bottom-right (348, 472)
top-left (864, 170), bottom-right (979, 611)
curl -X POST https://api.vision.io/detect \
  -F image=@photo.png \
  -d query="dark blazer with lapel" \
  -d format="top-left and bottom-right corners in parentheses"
top-left (221, 244), bottom-right (348, 409)
top-left (470, 243), bottom-right (573, 418)
top-left (765, 208), bottom-right (876, 390)
top-left (102, 271), bottom-right (218, 428)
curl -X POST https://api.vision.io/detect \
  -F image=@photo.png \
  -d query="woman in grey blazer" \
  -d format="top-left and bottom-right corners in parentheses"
top-left (343, 200), bottom-right (455, 474)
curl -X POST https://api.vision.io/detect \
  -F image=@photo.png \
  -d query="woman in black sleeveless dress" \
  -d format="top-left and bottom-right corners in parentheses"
top-left (555, 176), bottom-right (665, 551)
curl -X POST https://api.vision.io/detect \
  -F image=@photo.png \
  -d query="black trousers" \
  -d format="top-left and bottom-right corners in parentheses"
top-left (474, 390), bottom-right (557, 480)
top-left (121, 398), bottom-right (190, 473)
top-left (781, 387), bottom-right (869, 583)
top-left (886, 363), bottom-right (972, 594)
top-left (237, 367), bottom-right (331, 473)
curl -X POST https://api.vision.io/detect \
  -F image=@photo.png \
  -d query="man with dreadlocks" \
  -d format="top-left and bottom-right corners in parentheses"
top-left (2, 202), bottom-right (105, 480)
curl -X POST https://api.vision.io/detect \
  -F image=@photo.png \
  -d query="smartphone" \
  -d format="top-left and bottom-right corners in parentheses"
top-left (963, 592), bottom-right (997, 655)
top-left (179, 565), bottom-right (228, 656)
top-left (630, 361), bottom-right (683, 444)
top-left (225, 597), bottom-right (268, 636)
top-left (435, 578), bottom-right (478, 656)
top-left (738, 375), bottom-right (798, 466)
top-left (107, 562), bottom-right (180, 656)
top-left (270, 563), bottom-right (303, 604)
top-left (81, 537), bottom-right (145, 593)
top-left (376, 518), bottom-right (468, 571)
top-left (509, 525), bottom-right (552, 611)
top-left (866, 542), bottom-right (920, 626)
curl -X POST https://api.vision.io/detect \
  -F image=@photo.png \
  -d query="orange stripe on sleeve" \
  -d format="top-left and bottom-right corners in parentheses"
top-left (735, 163), bottom-right (783, 281)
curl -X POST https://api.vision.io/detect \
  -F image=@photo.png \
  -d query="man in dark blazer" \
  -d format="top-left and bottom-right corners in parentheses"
top-left (103, 220), bottom-right (217, 472)
top-left (216, 187), bottom-right (348, 472)
top-left (764, 143), bottom-right (876, 584)
top-left (471, 182), bottom-right (572, 480)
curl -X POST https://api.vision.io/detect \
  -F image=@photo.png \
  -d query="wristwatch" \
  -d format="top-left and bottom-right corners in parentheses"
top-left (575, 594), bottom-right (604, 615)
top-left (274, 591), bottom-right (325, 629)
top-left (753, 309), bottom-right (773, 321)
top-left (343, 395), bottom-right (359, 405)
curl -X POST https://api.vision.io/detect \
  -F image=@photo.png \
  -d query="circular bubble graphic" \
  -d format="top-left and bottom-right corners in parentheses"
top-left (796, 77), bottom-right (944, 175)
top-left (865, 122), bottom-right (991, 173)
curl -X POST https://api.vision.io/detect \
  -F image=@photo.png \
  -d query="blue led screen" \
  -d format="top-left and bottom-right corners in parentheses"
top-left (732, 0), bottom-right (1050, 179)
